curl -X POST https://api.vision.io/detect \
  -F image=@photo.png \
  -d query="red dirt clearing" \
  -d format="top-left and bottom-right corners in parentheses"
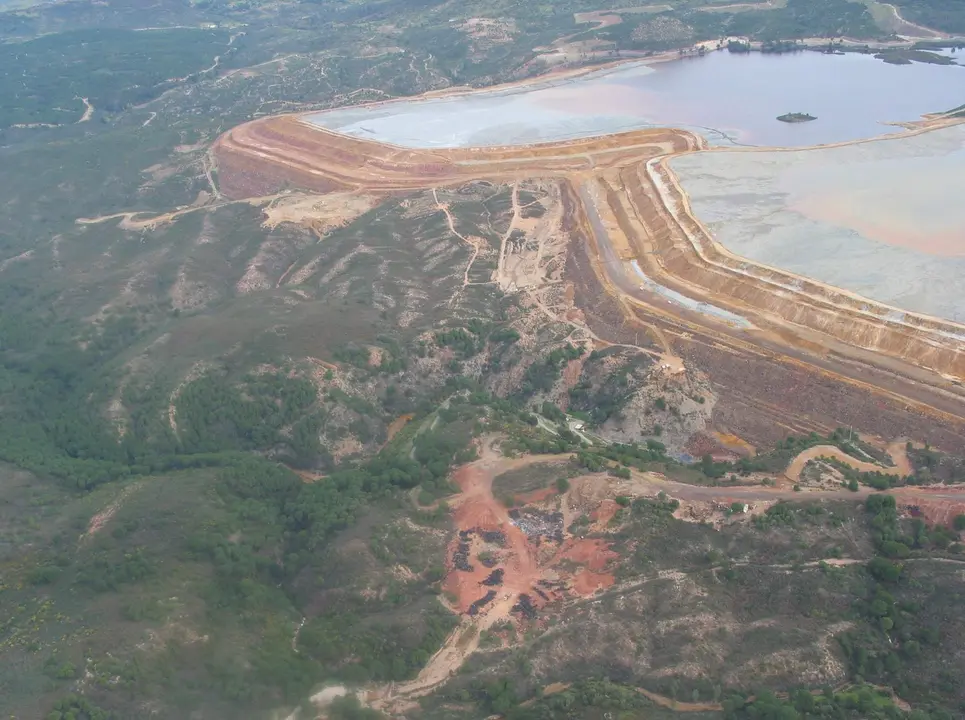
top-left (591, 498), bottom-right (619, 527)
top-left (442, 445), bottom-right (625, 618)
top-left (900, 496), bottom-right (965, 528)
top-left (444, 461), bottom-right (540, 613)
top-left (558, 537), bottom-right (619, 572)
top-left (572, 568), bottom-right (615, 594)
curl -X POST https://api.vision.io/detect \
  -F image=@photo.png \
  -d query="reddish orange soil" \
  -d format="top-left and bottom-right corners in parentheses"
top-left (387, 413), bottom-right (414, 440)
top-left (292, 468), bottom-right (327, 483)
top-left (210, 92), bottom-right (965, 445)
top-left (376, 445), bottom-right (965, 715)
top-left (213, 113), bottom-right (697, 199)
top-left (899, 494), bottom-right (965, 528)
top-left (443, 445), bottom-right (623, 617)
top-left (553, 539), bottom-right (619, 595)
top-left (713, 432), bottom-right (757, 456)
top-left (572, 568), bottom-right (615, 594)
top-left (445, 460), bottom-right (541, 613)
top-left (443, 443), bottom-right (965, 617)
top-left (443, 556), bottom-right (496, 614)
top-left (590, 498), bottom-right (620, 527)
top-left (561, 357), bottom-right (584, 394)
top-left (558, 537), bottom-right (619, 572)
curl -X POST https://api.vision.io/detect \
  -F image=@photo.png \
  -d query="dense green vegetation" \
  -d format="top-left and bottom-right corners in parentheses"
top-left (670, 0), bottom-right (881, 44)
top-left (0, 28), bottom-right (232, 127)
top-left (2, 0), bottom-right (965, 715)
top-left (908, 445), bottom-right (965, 483)
top-left (568, 348), bottom-right (652, 425)
top-left (449, 670), bottom-right (934, 718)
top-left (475, 677), bottom-right (699, 719)
top-left (46, 694), bottom-right (115, 720)
top-left (875, 48), bottom-right (957, 65)
top-left (832, 495), bottom-right (964, 716)
top-left (433, 318), bottom-right (521, 364)
top-left (176, 371), bottom-right (322, 458)
top-left (724, 684), bottom-right (944, 719)
top-left (895, 0), bottom-right (965, 33)
top-left (575, 440), bottom-right (669, 472)
top-left (517, 343), bottom-right (584, 397)
top-left (299, 605), bottom-right (456, 683)
top-left (0, 404), bottom-right (475, 715)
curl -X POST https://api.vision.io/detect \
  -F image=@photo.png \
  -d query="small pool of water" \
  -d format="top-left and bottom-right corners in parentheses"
top-left (306, 50), bottom-right (965, 148)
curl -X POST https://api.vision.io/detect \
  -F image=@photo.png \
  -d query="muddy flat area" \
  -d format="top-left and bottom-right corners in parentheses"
top-left (306, 51), bottom-right (963, 148)
top-left (670, 123), bottom-right (965, 323)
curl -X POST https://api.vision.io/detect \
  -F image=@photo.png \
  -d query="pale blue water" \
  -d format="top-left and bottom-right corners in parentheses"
top-left (670, 124), bottom-right (965, 322)
top-left (306, 50), bottom-right (965, 148)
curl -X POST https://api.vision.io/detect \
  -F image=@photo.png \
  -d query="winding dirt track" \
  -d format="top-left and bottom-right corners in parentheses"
top-left (211, 87), bottom-right (965, 441)
top-left (784, 439), bottom-right (914, 482)
top-left (784, 446), bottom-right (901, 483)
top-left (360, 441), bottom-right (965, 715)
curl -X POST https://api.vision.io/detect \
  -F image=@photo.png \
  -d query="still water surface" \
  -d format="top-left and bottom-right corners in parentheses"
top-left (306, 50), bottom-right (965, 148)
top-left (670, 123), bottom-right (965, 322)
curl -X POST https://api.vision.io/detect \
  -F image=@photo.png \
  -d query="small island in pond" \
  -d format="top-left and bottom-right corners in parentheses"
top-left (777, 112), bottom-right (817, 123)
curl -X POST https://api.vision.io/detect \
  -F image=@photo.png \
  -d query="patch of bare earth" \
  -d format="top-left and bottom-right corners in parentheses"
top-left (168, 361), bottom-right (211, 436)
top-left (0, 249), bottom-right (34, 272)
top-left (261, 192), bottom-right (378, 240)
top-left (81, 483), bottom-right (142, 542)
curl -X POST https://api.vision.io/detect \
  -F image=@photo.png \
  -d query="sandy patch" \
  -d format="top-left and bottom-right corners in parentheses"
top-left (261, 192), bottom-right (378, 239)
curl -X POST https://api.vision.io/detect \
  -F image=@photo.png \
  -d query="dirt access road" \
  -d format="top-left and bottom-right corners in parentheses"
top-left (208, 77), bottom-right (965, 444)
top-left (366, 441), bottom-right (548, 711)
top-left (784, 439), bottom-right (913, 483)
top-left (358, 437), bottom-right (965, 715)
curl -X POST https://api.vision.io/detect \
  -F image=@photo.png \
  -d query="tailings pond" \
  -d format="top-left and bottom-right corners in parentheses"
top-left (670, 123), bottom-right (965, 324)
top-left (306, 50), bottom-right (964, 148)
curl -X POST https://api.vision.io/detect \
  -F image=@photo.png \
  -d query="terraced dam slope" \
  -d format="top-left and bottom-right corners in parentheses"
top-left (213, 108), bottom-right (965, 432)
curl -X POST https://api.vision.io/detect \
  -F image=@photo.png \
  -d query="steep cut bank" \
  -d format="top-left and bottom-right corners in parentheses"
top-left (211, 102), bottom-right (965, 438)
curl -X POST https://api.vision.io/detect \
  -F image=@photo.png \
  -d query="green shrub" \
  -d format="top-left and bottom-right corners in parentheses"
top-left (27, 565), bottom-right (62, 585)
top-left (867, 557), bottom-right (901, 583)
top-left (880, 540), bottom-right (910, 559)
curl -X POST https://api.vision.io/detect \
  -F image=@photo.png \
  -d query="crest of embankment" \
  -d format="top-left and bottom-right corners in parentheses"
top-left (212, 108), bottom-right (965, 392)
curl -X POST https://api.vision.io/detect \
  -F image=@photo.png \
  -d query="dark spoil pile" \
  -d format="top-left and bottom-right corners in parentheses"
top-left (512, 593), bottom-right (537, 619)
top-left (468, 590), bottom-right (497, 616)
top-left (481, 568), bottom-right (504, 586)
top-left (453, 539), bottom-right (473, 572)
